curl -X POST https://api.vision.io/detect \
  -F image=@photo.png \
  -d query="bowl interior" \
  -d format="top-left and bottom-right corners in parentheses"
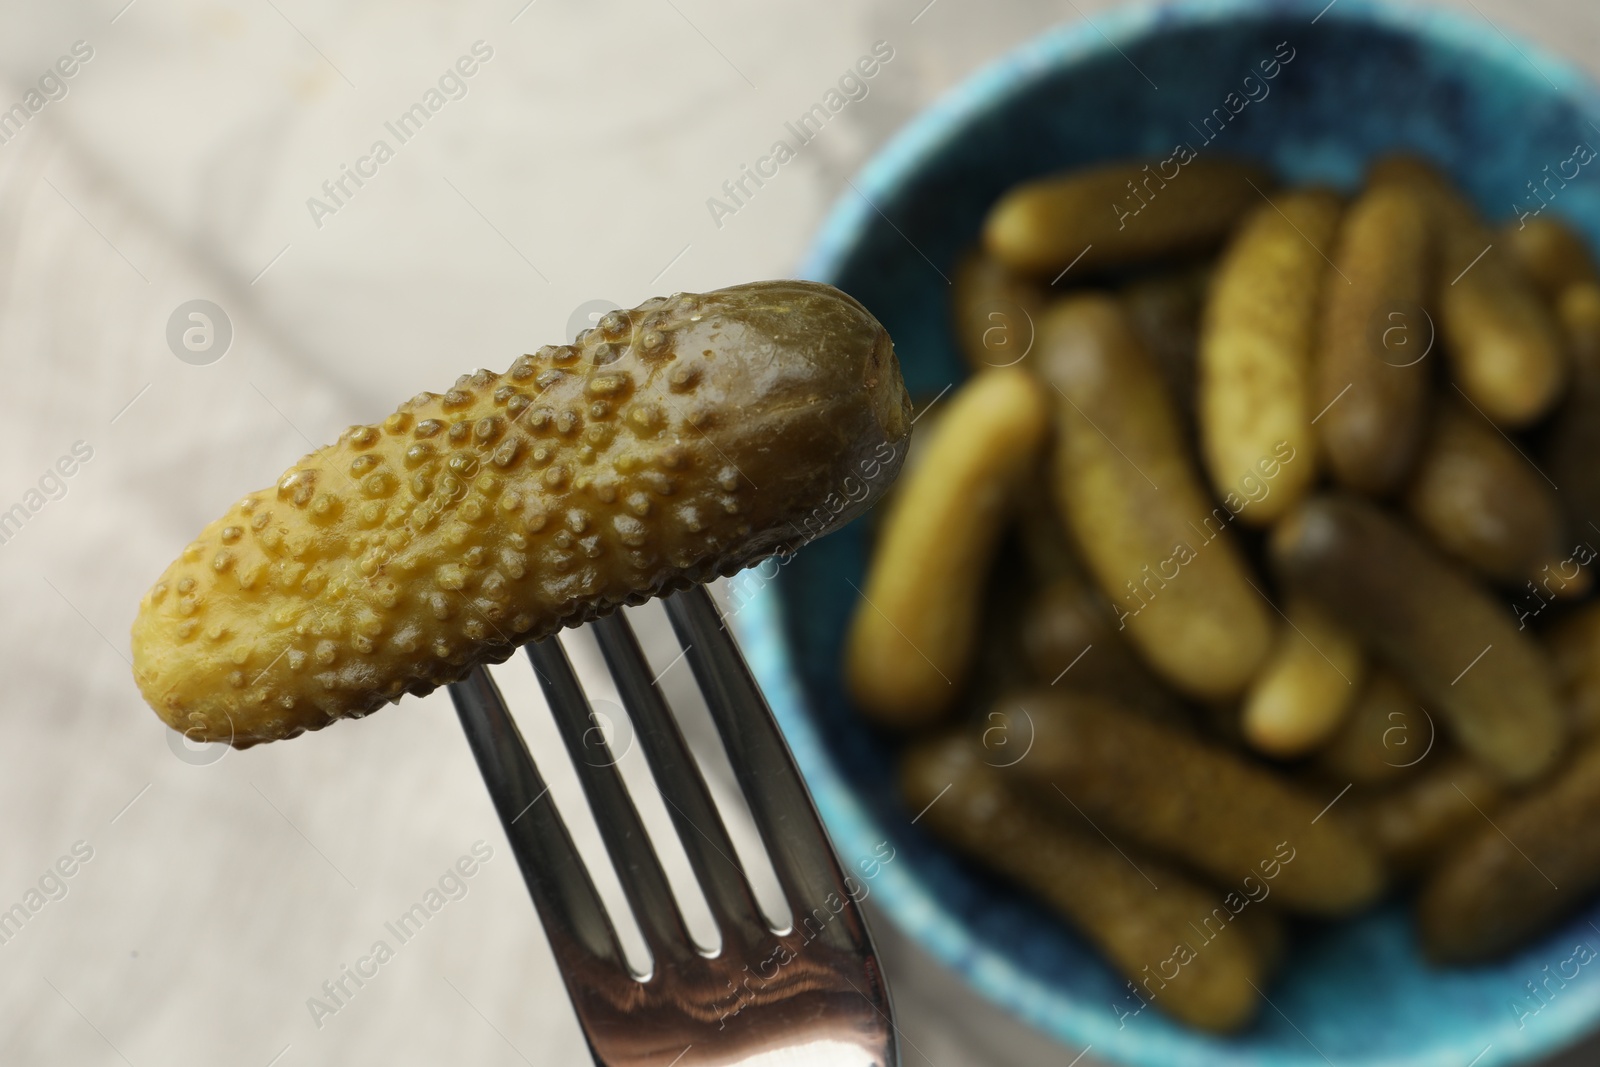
top-left (755, 2), bottom-right (1600, 1065)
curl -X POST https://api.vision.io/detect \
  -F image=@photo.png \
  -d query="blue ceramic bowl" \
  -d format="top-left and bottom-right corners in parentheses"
top-left (729, 1), bottom-right (1600, 1064)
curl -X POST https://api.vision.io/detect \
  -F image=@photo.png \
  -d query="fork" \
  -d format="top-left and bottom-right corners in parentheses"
top-left (448, 585), bottom-right (900, 1067)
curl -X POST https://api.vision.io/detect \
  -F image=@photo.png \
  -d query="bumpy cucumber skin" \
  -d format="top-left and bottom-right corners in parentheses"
top-left (132, 282), bottom-right (911, 747)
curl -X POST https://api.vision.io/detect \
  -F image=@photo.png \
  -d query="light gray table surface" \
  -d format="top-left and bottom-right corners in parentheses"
top-left (1, 1), bottom-right (1597, 1064)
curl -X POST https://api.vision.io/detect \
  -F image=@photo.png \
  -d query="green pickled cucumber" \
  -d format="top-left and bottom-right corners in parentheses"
top-left (1501, 215), bottom-right (1599, 297)
top-left (1419, 742), bottom-right (1600, 962)
top-left (1404, 399), bottom-right (1577, 591)
top-left (950, 249), bottom-right (1046, 372)
top-left (1001, 690), bottom-right (1385, 915)
top-left (1315, 668), bottom-right (1434, 786)
top-left (1240, 595), bottom-right (1365, 759)
top-left (1271, 494), bottom-right (1565, 783)
top-left (1038, 294), bottom-right (1273, 701)
top-left (901, 732), bottom-right (1281, 1032)
top-left (1312, 178), bottom-right (1434, 495)
top-left (134, 281), bottom-right (911, 747)
top-left (984, 158), bottom-right (1271, 275)
top-left (846, 368), bottom-right (1048, 727)
top-left (1347, 754), bottom-right (1508, 879)
top-left (1373, 156), bottom-right (1566, 427)
top-left (1198, 189), bottom-right (1343, 526)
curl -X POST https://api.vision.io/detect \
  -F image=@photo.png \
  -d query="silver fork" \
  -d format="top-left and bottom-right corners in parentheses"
top-left (448, 585), bottom-right (899, 1067)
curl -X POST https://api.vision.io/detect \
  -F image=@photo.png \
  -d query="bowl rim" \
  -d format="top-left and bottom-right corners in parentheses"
top-left (738, 0), bottom-right (1600, 1064)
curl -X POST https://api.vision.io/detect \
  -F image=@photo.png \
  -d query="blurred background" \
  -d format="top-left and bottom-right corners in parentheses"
top-left (1, 0), bottom-right (1598, 1064)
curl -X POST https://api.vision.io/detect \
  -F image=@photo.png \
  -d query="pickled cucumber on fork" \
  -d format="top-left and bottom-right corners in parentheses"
top-left (133, 281), bottom-right (912, 747)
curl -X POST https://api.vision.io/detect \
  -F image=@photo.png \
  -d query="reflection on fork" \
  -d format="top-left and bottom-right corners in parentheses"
top-left (449, 585), bottom-right (899, 1067)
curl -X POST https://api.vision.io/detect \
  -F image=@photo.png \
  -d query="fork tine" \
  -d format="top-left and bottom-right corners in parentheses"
top-left (526, 636), bottom-right (694, 963)
top-left (664, 586), bottom-right (862, 944)
top-left (592, 611), bottom-right (770, 941)
top-left (449, 666), bottom-right (626, 973)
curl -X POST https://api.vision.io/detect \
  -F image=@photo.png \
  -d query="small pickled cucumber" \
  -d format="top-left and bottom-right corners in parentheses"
top-left (1012, 473), bottom-right (1195, 725)
top-left (1418, 742), bottom-right (1600, 962)
top-left (134, 281), bottom-right (911, 746)
top-left (1347, 754), bottom-right (1508, 879)
top-left (846, 367), bottom-right (1049, 727)
top-left (1374, 156), bottom-right (1566, 427)
top-left (1312, 178), bottom-right (1434, 495)
top-left (901, 732), bottom-right (1280, 1032)
top-left (984, 158), bottom-right (1271, 275)
top-left (1003, 690), bottom-right (1385, 915)
top-left (950, 250), bottom-right (1046, 372)
top-left (1405, 399), bottom-right (1578, 592)
top-left (1039, 294), bottom-right (1273, 700)
top-left (1500, 215), bottom-right (1598, 297)
top-left (1241, 596), bottom-right (1364, 758)
top-left (1316, 669), bottom-right (1434, 786)
top-left (1199, 189), bottom-right (1342, 525)
top-left (1271, 494), bottom-right (1565, 783)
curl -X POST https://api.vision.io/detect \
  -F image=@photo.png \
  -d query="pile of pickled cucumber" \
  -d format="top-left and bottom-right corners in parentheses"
top-left (844, 155), bottom-right (1600, 1032)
